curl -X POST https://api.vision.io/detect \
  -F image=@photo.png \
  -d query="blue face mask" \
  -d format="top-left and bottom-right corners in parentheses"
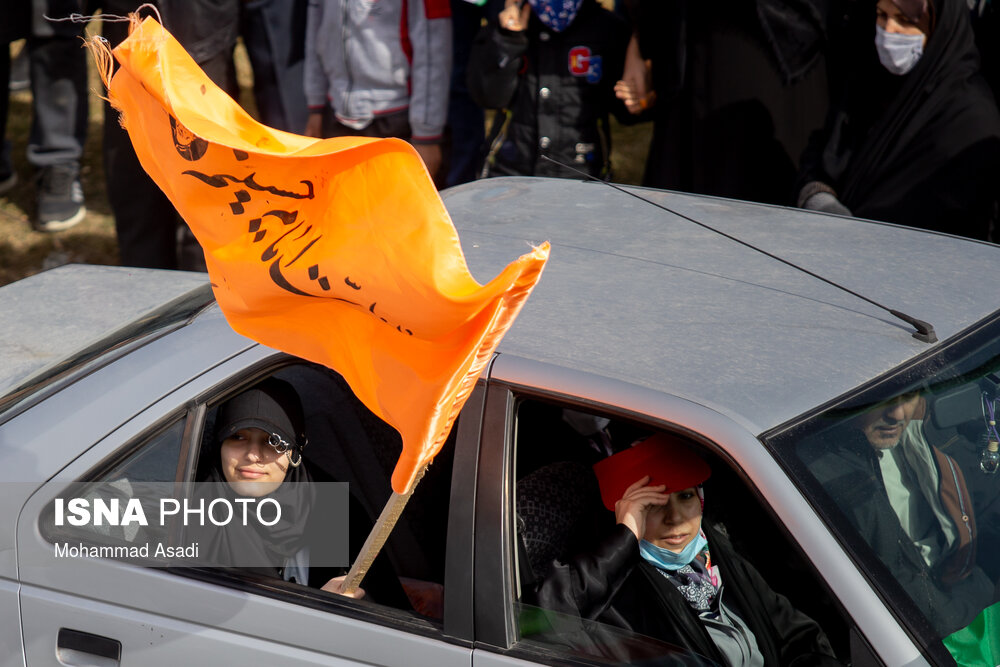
top-left (874, 24), bottom-right (924, 76)
top-left (639, 531), bottom-right (708, 571)
top-left (528, 0), bottom-right (585, 32)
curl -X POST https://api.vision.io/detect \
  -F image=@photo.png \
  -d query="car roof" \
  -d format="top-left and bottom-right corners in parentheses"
top-left (5, 179), bottom-right (997, 438)
top-left (443, 177), bottom-right (1000, 434)
top-left (0, 264), bottom-right (213, 401)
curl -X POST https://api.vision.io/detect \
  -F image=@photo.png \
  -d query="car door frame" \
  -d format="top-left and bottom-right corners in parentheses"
top-left (469, 353), bottom-right (924, 666)
top-left (16, 341), bottom-right (478, 666)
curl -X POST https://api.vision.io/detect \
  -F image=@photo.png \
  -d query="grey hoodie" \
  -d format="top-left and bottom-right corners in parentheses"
top-left (305, 0), bottom-right (452, 141)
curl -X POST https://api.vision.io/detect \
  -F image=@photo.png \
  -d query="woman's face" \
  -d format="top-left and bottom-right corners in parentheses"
top-left (220, 427), bottom-right (289, 496)
top-left (643, 487), bottom-right (703, 552)
top-left (876, 0), bottom-right (929, 43)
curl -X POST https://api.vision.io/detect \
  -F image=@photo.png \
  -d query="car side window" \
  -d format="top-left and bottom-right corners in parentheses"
top-left (102, 418), bottom-right (187, 483)
top-left (510, 398), bottom-right (850, 666)
top-left (40, 416), bottom-right (187, 548)
top-left (40, 358), bottom-right (458, 636)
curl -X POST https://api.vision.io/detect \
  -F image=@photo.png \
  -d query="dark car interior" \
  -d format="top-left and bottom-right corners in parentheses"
top-left (512, 397), bottom-right (852, 664)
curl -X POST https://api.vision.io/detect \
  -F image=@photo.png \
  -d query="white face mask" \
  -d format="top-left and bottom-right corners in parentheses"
top-left (875, 24), bottom-right (925, 75)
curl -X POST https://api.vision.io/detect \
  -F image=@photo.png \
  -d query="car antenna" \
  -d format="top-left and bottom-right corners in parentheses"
top-left (540, 155), bottom-right (937, 344)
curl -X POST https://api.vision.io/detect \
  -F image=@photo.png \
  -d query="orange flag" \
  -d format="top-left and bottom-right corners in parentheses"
top-left (95, 17), bottom-right (549, 493)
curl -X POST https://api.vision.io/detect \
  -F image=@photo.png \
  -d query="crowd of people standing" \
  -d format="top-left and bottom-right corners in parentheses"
top-left (1, 0), bottom-right (998, 270)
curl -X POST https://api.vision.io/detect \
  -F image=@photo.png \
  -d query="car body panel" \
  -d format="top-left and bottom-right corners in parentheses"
top-left (0, 305), bottom-right (256, 583)
top-left (0, 292), bottom-right (255, 577)
top-left (0, 304), bottom-right (253, 481)
top-left (0, 265), bottom-right (211, 397)
top-left (444, 177), bottom-right (1000, 435)
top-left (0, 579), bottom-right (24, 667)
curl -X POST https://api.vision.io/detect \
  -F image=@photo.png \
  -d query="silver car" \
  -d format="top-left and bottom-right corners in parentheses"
top-left (1, 177), bottom-right (998, 666)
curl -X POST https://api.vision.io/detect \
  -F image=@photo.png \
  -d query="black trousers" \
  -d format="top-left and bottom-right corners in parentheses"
top-left (241, 0), bottom-right (308, 134)
top-left (102, 10), bottom-right (236, 269)
top-left (320, 107), bottom-right (412, 140)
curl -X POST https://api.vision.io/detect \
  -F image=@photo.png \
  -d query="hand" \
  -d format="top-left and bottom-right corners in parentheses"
top-left (614, 476), bottom-right (670, 541)
top-left (305, 111), bottom-right (323, 138)
top-left (615, 34), bottom-right (655, 114)
top-left (412, 142), bottom-right (442, 181)
top-left (322, 574), bottom-right (366, 599)
top-left (802, 191), bottom-right (852, 217)
top-left (615, 80), bottom-right (656, 115)
top-left (498, 0), bottom-right (530, 32)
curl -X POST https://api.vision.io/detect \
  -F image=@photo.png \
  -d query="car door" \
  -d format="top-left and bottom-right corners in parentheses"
top-left (15, 336), bottom-right (475, 666)
top-left (468, 354), bottom-right (922, 667)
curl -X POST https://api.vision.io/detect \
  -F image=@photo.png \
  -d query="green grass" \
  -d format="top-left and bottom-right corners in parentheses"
top-left (0, 37), bottom-right (652, 287)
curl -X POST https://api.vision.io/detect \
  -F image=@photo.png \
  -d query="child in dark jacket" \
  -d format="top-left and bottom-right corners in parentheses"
top-left (467, 0), bottom-right (631, 179)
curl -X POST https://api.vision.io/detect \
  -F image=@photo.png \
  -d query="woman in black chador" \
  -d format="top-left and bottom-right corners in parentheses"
top-left (530, 434), bottom-right (842, 666)
top-left (797, 0), bottom-right (1000, 241)
top-left (197, 377), bottom-right (408, 606)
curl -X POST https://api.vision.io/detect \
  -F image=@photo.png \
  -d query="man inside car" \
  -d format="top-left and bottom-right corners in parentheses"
top-left (802, 392), bottom-right (995, 635)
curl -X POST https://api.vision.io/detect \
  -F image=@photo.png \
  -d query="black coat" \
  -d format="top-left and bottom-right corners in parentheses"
top-left (798, 0), bottom-right (1000, 240)
top-left (97, 0), bottom-right (240, 65)
top-left (467, 0), bottom-right (630, 178)
top-left (801, 427), bottom-right (993, 636)
top-left (4, 1), bottom-right (88, 41)
top-left (529, 524), bottom-right (839, 666)
top-left (629, 0), bottom-right (830, 206)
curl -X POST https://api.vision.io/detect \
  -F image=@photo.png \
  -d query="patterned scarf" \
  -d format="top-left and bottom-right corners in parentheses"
top-left (658, 549), bottom-right (721, 611)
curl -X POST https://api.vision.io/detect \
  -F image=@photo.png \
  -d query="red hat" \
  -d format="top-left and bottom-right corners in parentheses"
top-left (593, 433), bottom-right (711, 511)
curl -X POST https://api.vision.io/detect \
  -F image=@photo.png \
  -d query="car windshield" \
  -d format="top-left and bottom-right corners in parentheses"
top-left (768, 312), bottom-right (1000, 666)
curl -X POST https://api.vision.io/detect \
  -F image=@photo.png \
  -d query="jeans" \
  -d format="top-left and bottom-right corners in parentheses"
top-left (26, 34), bottom-right (88, 169)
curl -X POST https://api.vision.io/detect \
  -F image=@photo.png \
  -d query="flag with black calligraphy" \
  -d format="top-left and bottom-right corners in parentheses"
top-left (92, 16), bottom-right (549, 495)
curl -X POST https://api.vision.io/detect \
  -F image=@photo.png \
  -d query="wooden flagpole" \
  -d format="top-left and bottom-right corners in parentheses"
top-left (340, 463), bottom-right (429, 595)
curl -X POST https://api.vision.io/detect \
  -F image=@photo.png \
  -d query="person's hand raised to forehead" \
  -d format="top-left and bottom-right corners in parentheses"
top-left (615, 475), bottom-right (671, 541)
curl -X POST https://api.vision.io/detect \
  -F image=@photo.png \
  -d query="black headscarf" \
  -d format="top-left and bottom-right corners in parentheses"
top-left (813, 0), bottom-right (1000, 238)
top-left (197, 378), bottom-right (316, 575)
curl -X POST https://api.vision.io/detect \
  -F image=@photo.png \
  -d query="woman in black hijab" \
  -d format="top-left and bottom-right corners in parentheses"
top-left (199, 377), bottom-right (409, 605)
top-left (198, 377), bottom-right (325, 585)
top-left (797, 0), bottom-right (1000, 240)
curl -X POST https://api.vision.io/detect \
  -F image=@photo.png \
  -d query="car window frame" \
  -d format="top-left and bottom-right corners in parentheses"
top-left (470, 378), bottom-right (716, 660)
top-left (475, 354), bottom-right (888, 666)
top-left (474, 378), bottom-right (752, 664)
top-left (36, 410), bottom-right (194, 550)
top-left (170, 355), bottom-right (479, 645)
top-left (29, 347), bottom-right (480, 648)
